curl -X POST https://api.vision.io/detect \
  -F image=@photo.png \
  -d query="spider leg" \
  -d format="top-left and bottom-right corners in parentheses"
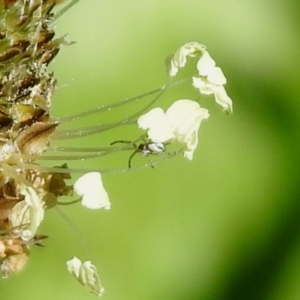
top-left (110, 140), bottom-right (132, 146)
top-left (128, 149), bottom-right (139, 169)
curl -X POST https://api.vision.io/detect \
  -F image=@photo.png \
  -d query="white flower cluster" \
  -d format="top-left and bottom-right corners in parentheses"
top-left (67, 257), bottom-right (105, 297)
top-left (137, 41), bottom-right (233, 162)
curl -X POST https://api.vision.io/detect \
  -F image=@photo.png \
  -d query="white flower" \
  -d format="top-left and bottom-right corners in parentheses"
top-left (74, 172), bottom-right (110, 210)
top-left (166, 100), bottom-right (209, 160)
top-left (166, 42), bottom-right (233, 113)
top-left (166, 42), bottom-right (206, 77)
top-left (137, 100), bottom-right (209, 160)
top-left (9, 186), bottom-right (45, 241)
top-left (66, 257), bottom-right (104, 297)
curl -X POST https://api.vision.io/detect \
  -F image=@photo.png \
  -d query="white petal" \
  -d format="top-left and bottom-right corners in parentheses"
top-left (174, 42), bottom-right (205, 67)
top-left (192, 76), bottom-right (217, 95)
top-left (165, 55), bottom-right (179, 77)
top-left (214, 85), bottom-right (233, 113)
top-left (81, 190), bottom-right (110, 210)
top-left (67, 257), bottom-right (105, 297)
top-left (196, 51), bottom-right (216, 76)
top-left (67, 256), bottom-right (81, 278)
top-left (147, 126), bottom-right (175, 143)
top-left (183, 130), bottom-right (199, 160)
top-left (206, 66), bottom-right (227, 85)
top-left (166, 100), bottom-right (209, 159)
top-left (184, 149), bottom-right (194, 160)
top-left (167, 42), bottom-right (206, 77)
top-left (74, 172), bottom-right (111, 210)
top-left (166, 100), bottom-right (210, 134)
top-left (137, 107), bottom-right (175, 142)
top-left (137, 108), bottom-right (166, 130)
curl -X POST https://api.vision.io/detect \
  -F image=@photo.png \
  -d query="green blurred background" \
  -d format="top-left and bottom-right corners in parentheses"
top-left (2, 0), bottom-right (300, 299)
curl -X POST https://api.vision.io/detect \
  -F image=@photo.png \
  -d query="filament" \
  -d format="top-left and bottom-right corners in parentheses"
top-left (54, 0), bottom-right (80, 21)
top-left (54, 206), bottom-right (91, 260)
top-left (56, 78), bottom-right (189, 123)
top-left (52, 77), bottom-right (190, 141)
top-left (49, 146), bottom-right (116, 152)
top-left (13, 145), bottom-right (133, 161)
top-left (52, 83), bottom-right (168, 140)
top-left (18, 149), bottom-right (182, 174)
top-left (57, 85), bottom-right (167, 123)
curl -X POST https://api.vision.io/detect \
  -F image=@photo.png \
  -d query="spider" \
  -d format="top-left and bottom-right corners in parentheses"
top-left (110, 140), bottom-right (166, 169)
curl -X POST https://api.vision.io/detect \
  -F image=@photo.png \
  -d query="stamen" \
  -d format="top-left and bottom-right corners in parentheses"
top-left (57, 85), bottom-right (167, 123)
top-left (54, 206), bottom-right (91, 260)
top-left (18, 149), bottom-right (182, 174)
top-left (49, 146), bottom-right (115, 152)
top-left (52, 121), bottom-right (133, 140)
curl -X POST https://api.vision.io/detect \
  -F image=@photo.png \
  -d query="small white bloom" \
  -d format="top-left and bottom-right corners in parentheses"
top-left (137, 107), bottom-right (175, 142)
top-left (9, 186), bottom-right (45, 241)
top-left (67, 257), bottom-right (105, 297)
top-left (166, 42), bottom-right (233, 112)
top-left (138, 100), bottom-right (209, 160)
top-left (166, 100), bottom-right (209, 160)
top-left (166, 42), bottom-right (206, 76)
top-left (74, 172), bottom-right (110, 210)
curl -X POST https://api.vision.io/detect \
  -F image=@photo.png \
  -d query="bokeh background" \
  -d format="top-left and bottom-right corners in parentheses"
top-left (2, 0), bottom-right (300, 299)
